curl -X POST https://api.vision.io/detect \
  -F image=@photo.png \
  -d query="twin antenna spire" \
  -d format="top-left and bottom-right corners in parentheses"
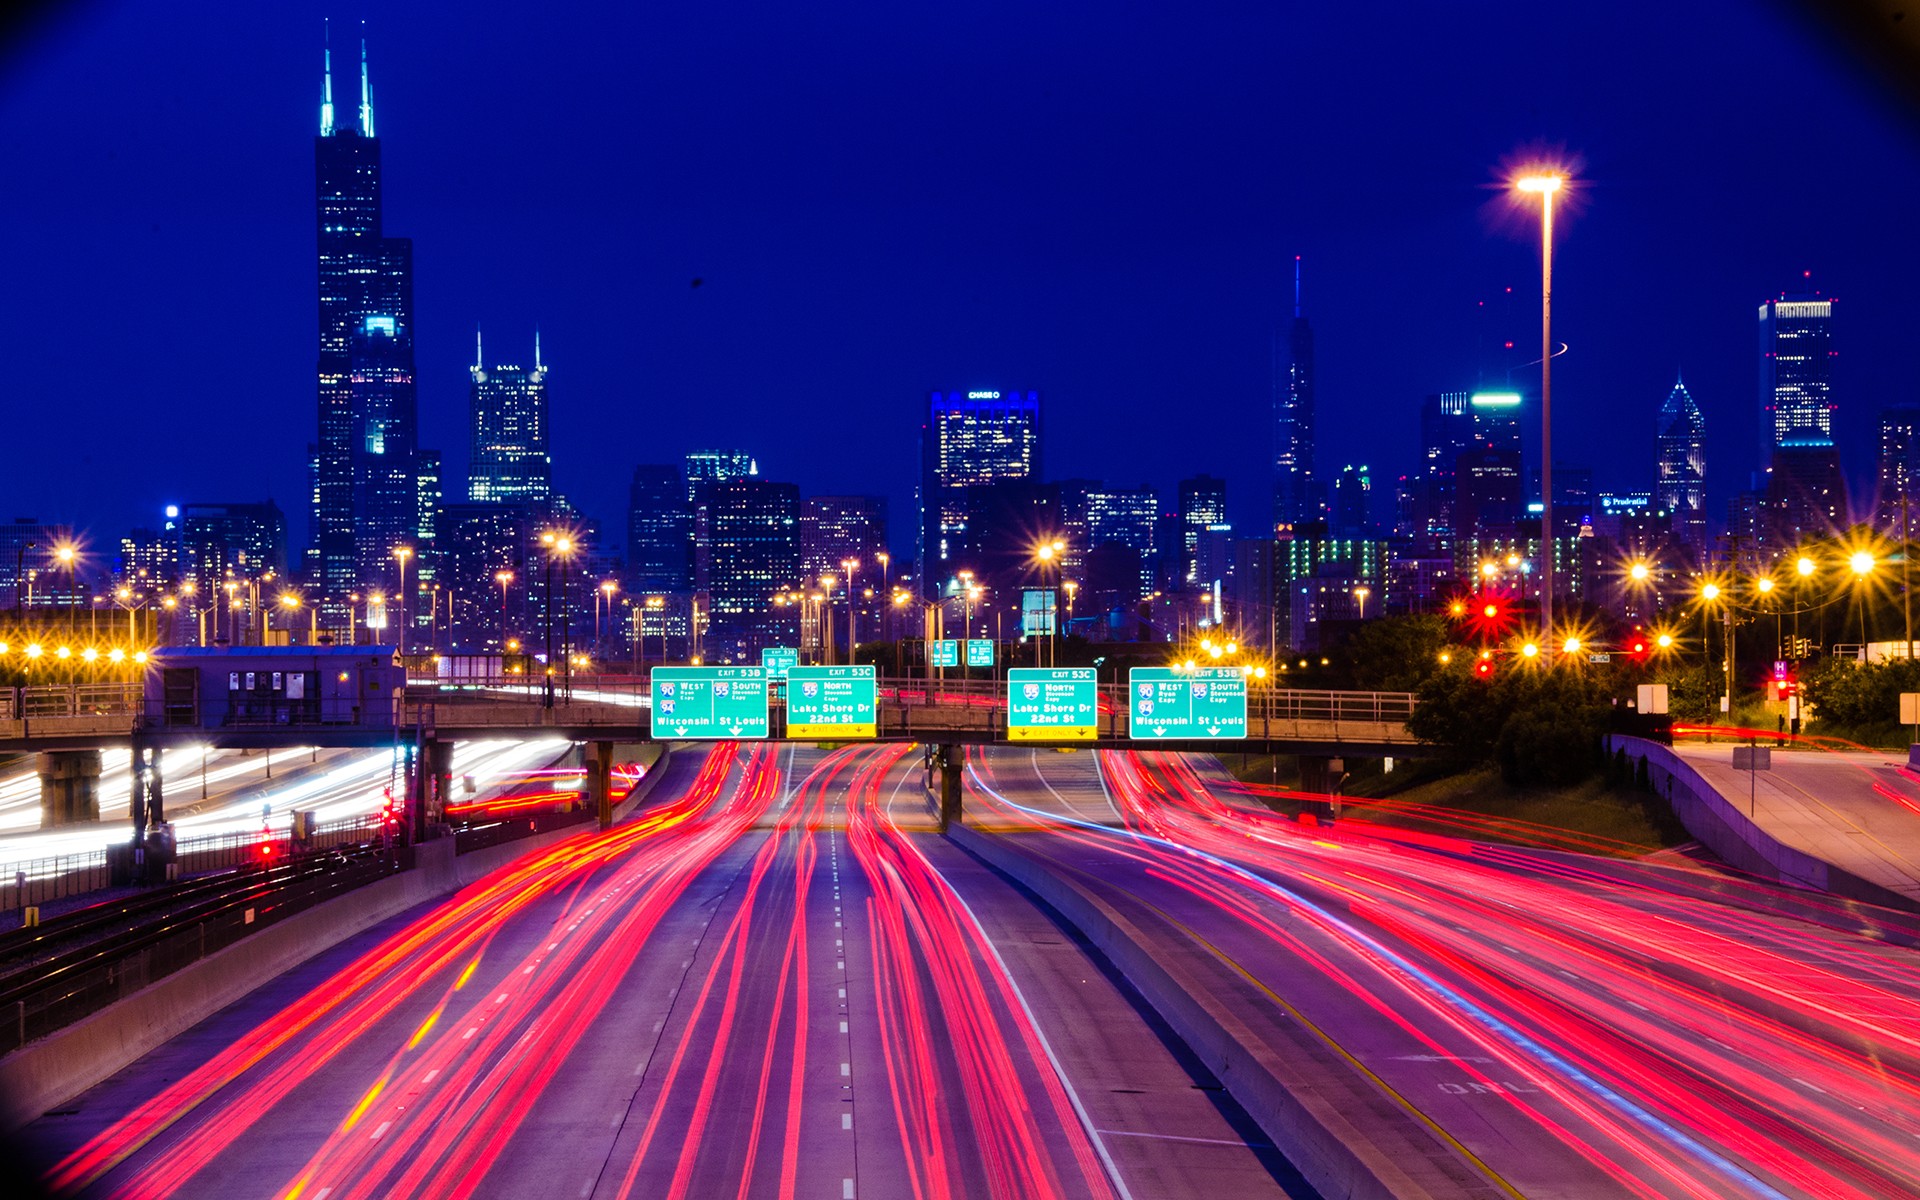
top-left (320, 19), bottom-right (374, 138)
top-left (474, 327), bottom-right (546, 372)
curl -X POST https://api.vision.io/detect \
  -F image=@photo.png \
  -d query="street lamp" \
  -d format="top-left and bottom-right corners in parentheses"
top-left (280, 591), bottom-right (307, 644)
top-left (842, 558), bottom-right (860, 663)
top-left (1514, 168), bottom-right (1566, 649)
top-left (1699, 580), bottom-right (1731, 710)
top-left (819, 573), bottom-right (838, 664)
top-left (1353, 585), bottom-right (1371, 620)
top-left (53, 543), bottom-right (79, 630)
top-left (392, 545), bottom-right (414, 655)
top-left (112, 585), bottom-right (148, 646)
top-left (597, 579), bottom-right (618, 649)
top-left (1851, 550), bottom-right (1876, 653)
top-left (1034, 539), bottom-right (1066, 666)
top-left (495, 570), bottom-right (514, 651)
top-left (1755, 574), bottom-right (1778, 660)
top-left (539, 531), bottom-right (576, 707)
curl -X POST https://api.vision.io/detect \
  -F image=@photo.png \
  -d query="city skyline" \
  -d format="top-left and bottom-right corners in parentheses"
top-left (3, 5), bottom-right (1918, 556)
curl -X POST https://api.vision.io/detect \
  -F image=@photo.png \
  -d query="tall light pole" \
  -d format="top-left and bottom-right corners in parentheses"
top-left (54, 544), bottom-right (78, 632)
top-left (539, 532), bottom-right (574, 707)
top-left (392, 545), bottom-right (413, 655)
top-left (1852, 551), bottom-right (1876, 655)
top-left (495, 570), bottom-right (514, 652)
top-left (1515, 170), bottom-right (1565, 649)
top-left (598, 579), bottom-right (618, 649)
top-left (841, 558), bottom-right (860, 664)
top-left (819, 573), bottom-right (838, 664)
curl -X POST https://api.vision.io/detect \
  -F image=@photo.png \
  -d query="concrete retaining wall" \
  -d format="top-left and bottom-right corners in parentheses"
top-left (1607, 736), bottom-right (1915, 913)
top-left (0, 746), bottom-right (673, 1131)
top-left (949, 822), bottom-right (1500, 1200)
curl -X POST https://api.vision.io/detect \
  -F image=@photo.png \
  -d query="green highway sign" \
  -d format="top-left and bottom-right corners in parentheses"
top-left (786, 666), bottom-right (877, 739)
top-left (965, 639), bottom-right (996, 669)
top-left (650, 666), bottom-right (769, 739)
top-left (929, 639), bottom-right (960, 668)
top-left (1007, 668), bottom-right (1098, 742)
top-left (1128, 667), bottom-right (1247, 740)
top-left (760, 646), bottom-right (800, 679)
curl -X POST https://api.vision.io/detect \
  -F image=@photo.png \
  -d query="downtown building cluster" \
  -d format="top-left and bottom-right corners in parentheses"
top-left (6, 38), bottom-right (1918, 672)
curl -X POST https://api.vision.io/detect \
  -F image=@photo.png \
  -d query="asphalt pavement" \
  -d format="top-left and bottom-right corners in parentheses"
top-left (964, 746), bottom-right (1920, 1199)
top-left (24, 742), bottom-right (1308, 1199)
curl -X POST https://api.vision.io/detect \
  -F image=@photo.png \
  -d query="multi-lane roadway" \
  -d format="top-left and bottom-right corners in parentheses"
top-left (19, 741), bottom-right (1920, 1198)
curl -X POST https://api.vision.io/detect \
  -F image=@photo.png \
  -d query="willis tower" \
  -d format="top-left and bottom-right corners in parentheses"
top-left (311, 29), bottom-right (427, 598)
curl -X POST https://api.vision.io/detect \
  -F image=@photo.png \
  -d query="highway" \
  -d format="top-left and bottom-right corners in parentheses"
top-left (26, 737), bottom-right (1920, 1197)
top-left (964, 746), bottom-right (1920, 1199)
top-left (26, 743), bottom-right (1306, 1199)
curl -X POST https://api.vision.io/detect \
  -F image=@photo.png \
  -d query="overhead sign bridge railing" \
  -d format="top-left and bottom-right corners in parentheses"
top-left (401, 672), bottom-right (1417, 744)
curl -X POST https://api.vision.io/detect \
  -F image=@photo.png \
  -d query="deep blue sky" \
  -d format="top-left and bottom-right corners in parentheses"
top-left (2, 1), bottom-right (1916, 559)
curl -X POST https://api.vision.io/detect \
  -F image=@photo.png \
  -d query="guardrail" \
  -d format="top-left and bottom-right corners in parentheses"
top-left (2, 814), bottom-right (387, 915)
top-left (0, 846), bottom-right (405, 1055)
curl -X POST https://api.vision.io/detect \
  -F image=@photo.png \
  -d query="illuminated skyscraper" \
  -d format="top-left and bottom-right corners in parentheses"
top-left (1272, 257), bottom-right (1316, 531)
top-left (1877, 406), bottom-right (1920, 531)
top-left (801, 496), bottom-right (888, 580)
top-left (313, 30), bottom-right (432, 595)
top-left (1177, 475), bottom-right (1227, 588)
top-left (627, 464), bottom-right (691, 594)
top-left (918, 390), bottom-right (1040, 595)
top-left (1655, 375), bottom-right (1706, 556)
top-left (684, 450), bottom-right (756, 591)
top-left (1331, 465), bottom-right (1371, 538)
top-left (1086, 487), bottom-right (1158, 600)
top-left (468, 331), bottom-right (551, 505)
top-left (1759, 289), bottom-right (1844, 547)
top-left (1759, 291), bottom-right (1836, 458)
top-left (704, 479), bottom-right (800, 661)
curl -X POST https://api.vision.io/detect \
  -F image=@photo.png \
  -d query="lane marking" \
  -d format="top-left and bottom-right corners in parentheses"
top-left (840, 1020), bottom-right (849, 1033)
top-left (1096, 1128), bottom-right (1275, 1149)
top-left (842, 1113), bottom-right (853, 1130)
top-left (843, 1180), bottom-right (855, 1199)
top-left (840, 1062), bottom-right (851, 1076)
top-left (369, 1121), bottom-right (392, 1142)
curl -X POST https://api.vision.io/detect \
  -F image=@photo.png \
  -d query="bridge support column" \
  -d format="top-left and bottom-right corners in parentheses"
top-left (1297, 755), bottom-right (1345, 823)
top-left (424, 739), bottom-right (452, 835)
top-left (405, 739), bottom-right (455, 842)
top-left (587, 741), bottom-right (614, 831)
top-left (129, 746), bottom-right (147, 840)
top-left (38, 749), bottom-right (102, 828)
top-left (935, 743), bottom-right (962, 830)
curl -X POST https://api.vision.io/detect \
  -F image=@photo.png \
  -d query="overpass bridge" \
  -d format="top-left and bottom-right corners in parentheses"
top-left (0, 676), bottom-right (1419, 757)
top-left (0, 674), bottom-right (1420, 842)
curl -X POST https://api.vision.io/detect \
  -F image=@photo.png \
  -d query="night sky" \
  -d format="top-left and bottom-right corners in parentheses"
top-left (2, 1), bottom-right (1915, 560)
